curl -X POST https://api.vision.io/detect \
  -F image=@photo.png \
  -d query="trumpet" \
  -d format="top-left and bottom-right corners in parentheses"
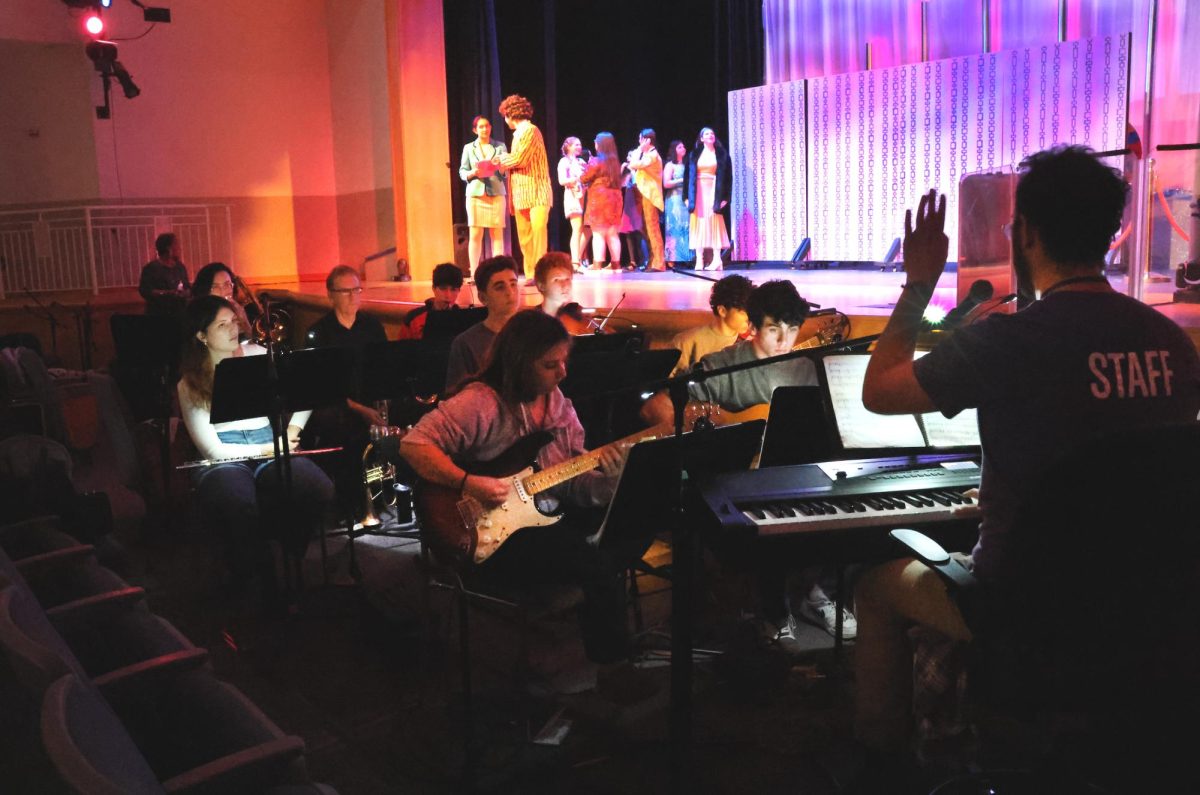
top-left (361, 425), bottom-right (405, 527)
top-left (234, 274), bottom-right (290, 347)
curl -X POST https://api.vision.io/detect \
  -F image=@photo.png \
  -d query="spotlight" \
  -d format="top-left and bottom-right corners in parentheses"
top-left (84, 13), bottom-right (104, 36)
top-left (99, 0), bottom-right (112, 6)
top-left (86, 39), bottom-right (140, 118)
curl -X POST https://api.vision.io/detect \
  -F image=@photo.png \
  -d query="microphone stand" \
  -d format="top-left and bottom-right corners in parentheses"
top-left (22, 289), bottom-right (62, 361)
top-left (262, 295), bottom-right (298, 598)
top-left (601, 330), bottom-right (880, 792)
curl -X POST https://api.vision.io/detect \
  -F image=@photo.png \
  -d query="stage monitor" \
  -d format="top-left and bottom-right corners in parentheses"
top-left (818, 353), bottom-right (980, 458)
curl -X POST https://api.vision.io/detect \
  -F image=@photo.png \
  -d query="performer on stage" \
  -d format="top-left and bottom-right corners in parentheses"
top-left (685, 128), bottom-right (732, 271)
top-left (444, 255), bottom-right (521, 391)
top-left (497, 95), bottom-right (552, 277)
top-left (459, 116), bottom-right (508, 274)
top-left (397, 263), bottom-right (464, 340)
top-left (533, 251), bottom-right (574, 318)
top-left (139, 232), bottom-right (190, 316)
top-left (580, 132), bottom-right (624, 270)
top-left (619, 148), bottom-right (647, 271)
top-left (177, 296), bottom-right (333, 594)
top-left (854, 146), bottom-right (1200, 761)
top-left (401, 310), bottom-right (655, 699)
top-left (557, 136), bottom-right (587, 270)
top-left (669, 274), bottom-right (754, 375)
top-left (627, 128), bottom-right (665, 272)
top-left (662, 140), bottom-right (691, 266)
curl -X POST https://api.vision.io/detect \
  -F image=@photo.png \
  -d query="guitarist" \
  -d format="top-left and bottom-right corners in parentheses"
top-left (401, 310), bottom-right (656, 698)
top-left (641, 280), bottom-right (855, 650)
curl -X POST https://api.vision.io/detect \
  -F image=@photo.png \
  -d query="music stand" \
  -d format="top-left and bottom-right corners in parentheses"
top-left (560, 347), bottom-right (680, 447)
top-left (757, 386), bottom-right (838, 468)
top-left (110, 313), bottom-right (181, 516)
top-left (422, 307), bottom-right (487, 345)
top-left (593, 420), bottom-right (766, 551)
top-left (359, 340), bottom-right (450, 406)
top-left (567, 330), bottom-right (645, 355)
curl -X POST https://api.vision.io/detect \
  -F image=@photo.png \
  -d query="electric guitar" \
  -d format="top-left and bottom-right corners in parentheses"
top-left (416, 423), bottom-right (672, 566)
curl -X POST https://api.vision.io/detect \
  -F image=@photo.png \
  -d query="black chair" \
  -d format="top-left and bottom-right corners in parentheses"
top-left (891, 422), bottom-right (1200, 791)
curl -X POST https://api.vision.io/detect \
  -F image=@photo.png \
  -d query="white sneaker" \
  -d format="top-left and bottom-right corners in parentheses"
top-left (764, 613), bottom-right (805, 658)
top-left (799, 594), bottom-right (857, 640)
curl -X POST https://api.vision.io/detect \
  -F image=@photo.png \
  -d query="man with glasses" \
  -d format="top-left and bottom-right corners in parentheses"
top-left (303, 266), bottom-right (390, 515)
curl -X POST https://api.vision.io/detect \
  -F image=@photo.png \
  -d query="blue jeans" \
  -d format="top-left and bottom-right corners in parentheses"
top-left (194, 427), bottom-right (334, 582)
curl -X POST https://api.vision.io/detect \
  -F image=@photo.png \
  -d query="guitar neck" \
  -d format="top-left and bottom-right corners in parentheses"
top-left (520, 424), bottom-right (667, 496)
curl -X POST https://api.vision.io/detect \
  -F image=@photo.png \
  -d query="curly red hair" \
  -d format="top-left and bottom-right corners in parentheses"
top-left (498, 94), bottom-right (533, 121)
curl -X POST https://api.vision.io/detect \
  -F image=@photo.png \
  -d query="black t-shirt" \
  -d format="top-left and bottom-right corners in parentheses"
top-left (914, 290), bottom-right (1200, 581)
top-left (138, 260), bottom-right (190, 316)
top-left (304, 311), bottom-right (388, 407)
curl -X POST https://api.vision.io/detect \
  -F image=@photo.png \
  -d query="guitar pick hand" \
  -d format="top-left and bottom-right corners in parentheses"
top-left (463, 474), bottom-right (508, 507)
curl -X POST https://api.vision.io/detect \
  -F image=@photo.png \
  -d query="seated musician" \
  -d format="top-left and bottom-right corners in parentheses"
top-left (533, 251), bottom-right (574, 318)
top-left (192, 261), bottom-right (257, 340)
top-left (397, 262), bottom-right (464, 340)
top-left (642, 280), bottom-right (854, 646)
top-left (401, 310), bottom-right (655, 699)
top-left (177, 296), bottom-right (334, 595)
top-left (669, 273), bottom-right (754, 375)
top-left (444, 255), bottom-right (521, 391)
top-left (854, 146), bottom-right (1200, 765)
top-left (303, 265), bottom-right (390, 517)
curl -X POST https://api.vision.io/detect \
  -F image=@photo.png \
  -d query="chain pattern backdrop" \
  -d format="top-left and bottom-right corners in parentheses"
top-left (729, 34), bottom-right (1130, 262)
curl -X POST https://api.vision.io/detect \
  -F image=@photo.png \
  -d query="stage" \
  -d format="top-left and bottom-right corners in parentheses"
top-left (273, 265), bottom-right (1200, 349)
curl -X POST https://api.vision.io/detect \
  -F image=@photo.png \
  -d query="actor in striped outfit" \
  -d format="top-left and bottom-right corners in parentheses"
top-left (498, 94), bottom-right (553, 277)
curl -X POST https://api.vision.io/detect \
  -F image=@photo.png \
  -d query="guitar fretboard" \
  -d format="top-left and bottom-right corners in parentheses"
top-left (521, 424), bottom-right (668, 496)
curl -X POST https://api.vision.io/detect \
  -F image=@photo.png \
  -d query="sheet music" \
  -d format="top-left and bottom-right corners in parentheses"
top-left (823, 355), bottom-right (926, 448)
top-left (918, 408), bottom-right (981, 447)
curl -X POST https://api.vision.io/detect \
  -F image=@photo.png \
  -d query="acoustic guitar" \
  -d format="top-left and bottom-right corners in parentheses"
top-left (416, 422), bottom-right (672, 565)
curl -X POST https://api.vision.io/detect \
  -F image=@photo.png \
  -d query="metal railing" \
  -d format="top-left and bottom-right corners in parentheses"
top-left (0, 203), bottom-right (233, 298)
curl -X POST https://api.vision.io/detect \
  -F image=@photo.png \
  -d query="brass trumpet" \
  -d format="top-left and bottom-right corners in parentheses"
top-left (361, 425), bottom-right (403, 527)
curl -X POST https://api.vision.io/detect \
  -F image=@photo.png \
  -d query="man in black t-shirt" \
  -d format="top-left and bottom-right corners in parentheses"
top-left (855, 146), bottom-right (1200, 757)
top-left (304, 266), bottom-right (389, 515)
top-left (138, 232), bottom-right (190, 316)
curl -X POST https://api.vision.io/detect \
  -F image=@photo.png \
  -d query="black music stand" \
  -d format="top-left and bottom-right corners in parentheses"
top-left (360, 339), bottom-right (451, 408)
top-left (567, 330), bottom-right (646, 355)
top-left (422, 307), bottom-right (487, 345)
top-left (594, 420), bottom-right (766, 551)
top-left (560, 347), bottom-right (680, 447)
top-left (211, 346), bottom-right (352, 596)
top-left (757, 386), bottom-right (839, 468)
top-left (110, 313), bottom-right (181, 520)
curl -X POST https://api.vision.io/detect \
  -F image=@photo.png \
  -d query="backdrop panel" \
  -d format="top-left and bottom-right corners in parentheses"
top-left (727, 80), bottom-right (808, 261)
top-left (729, 34), bottom-right (1130, 263)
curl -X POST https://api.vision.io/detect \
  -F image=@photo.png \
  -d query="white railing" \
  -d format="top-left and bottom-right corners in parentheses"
top-left (0, 203), bottom-right (233, 298)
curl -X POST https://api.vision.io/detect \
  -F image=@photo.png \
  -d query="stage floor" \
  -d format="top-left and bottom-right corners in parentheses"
top-left (280, 266), bottom-right (1200, 346)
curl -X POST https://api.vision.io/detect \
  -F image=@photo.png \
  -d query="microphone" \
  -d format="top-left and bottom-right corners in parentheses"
top-left (941, 279), bottom-right (994, 328)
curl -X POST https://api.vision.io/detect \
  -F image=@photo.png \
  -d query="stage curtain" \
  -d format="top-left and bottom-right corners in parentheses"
top-left (443, 0), bottom-right (504, 226)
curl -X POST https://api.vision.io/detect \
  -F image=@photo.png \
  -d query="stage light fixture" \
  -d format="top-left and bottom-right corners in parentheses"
top-left (100, 0), bottom-right (112, 6)
top-left (84, 13), bottom-right (104, 36)
top-left (86, 39), bottom-right (140, 118)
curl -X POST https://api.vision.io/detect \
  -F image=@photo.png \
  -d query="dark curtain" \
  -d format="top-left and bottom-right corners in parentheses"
top-left (443, 0), bottom-right (503, 227)
top-left (443, 0), bottom-right (765, 257)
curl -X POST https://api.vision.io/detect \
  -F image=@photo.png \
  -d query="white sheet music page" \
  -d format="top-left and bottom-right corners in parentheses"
top-left (824, 355), bottom-right (926, 449)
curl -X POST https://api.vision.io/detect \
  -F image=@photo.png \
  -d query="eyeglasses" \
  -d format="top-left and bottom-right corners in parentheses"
top-left (330, 286), bottom-right (364, 295)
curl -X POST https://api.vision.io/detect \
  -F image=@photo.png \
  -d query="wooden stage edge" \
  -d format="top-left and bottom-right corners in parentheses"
top-left (271, 266), bottom-right (1200, 351)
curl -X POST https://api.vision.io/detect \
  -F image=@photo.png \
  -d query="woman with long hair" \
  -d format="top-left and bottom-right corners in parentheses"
top-left (401, 311), bottom-right (654, 696)
top-left (662, 140), bottom-right (691, 266)
top-left (685, 127), bottom-right (732, 270)
top-left (177, 295), bottom-right (333, 596)
top-left (192, 261), bottom-right (257, 339)
top-left (579, 132), bottom-right (624, 270)
top-left (557, 136), bottom-right (587, 270)
top-left (459, 115), bottom-right (508, 273)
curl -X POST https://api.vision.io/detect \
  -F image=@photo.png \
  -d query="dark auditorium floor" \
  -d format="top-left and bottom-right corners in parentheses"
top-left (123, 505), bottom-right (881, 795)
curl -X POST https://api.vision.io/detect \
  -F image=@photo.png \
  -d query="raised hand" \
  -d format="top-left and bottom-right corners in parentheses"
top-left (903, 189), bottom-right (949, 289)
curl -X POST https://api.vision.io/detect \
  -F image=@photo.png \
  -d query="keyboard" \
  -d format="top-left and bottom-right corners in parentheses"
top-left (700, 453), bottom-right (982, 537)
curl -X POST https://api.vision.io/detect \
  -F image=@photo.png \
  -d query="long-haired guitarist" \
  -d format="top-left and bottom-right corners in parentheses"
top-left (401, 310), bottom-right (654, 692)
top-left (178, 295), bottom-right (334, 595)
